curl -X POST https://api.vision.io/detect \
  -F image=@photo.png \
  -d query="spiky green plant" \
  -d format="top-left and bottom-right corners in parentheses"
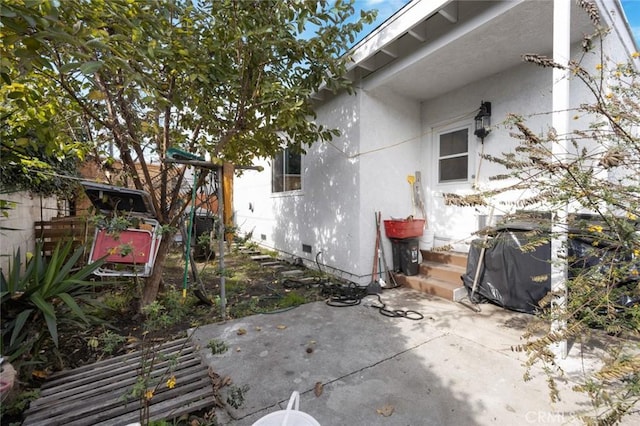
top-left (0, 242), bottom-right (105, 364)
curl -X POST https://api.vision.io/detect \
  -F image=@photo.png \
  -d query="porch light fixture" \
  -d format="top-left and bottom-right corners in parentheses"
top-left (474, 101), bottom-right (491, 142)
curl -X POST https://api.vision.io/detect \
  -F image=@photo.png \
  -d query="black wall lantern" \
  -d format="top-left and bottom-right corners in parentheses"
top-left (473, 101), bottom-right (491, 141)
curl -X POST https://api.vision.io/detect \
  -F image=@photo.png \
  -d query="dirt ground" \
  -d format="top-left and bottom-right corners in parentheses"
top-left (0, 243), bottom-right (343, 425)
top-left (55, 243), bottom-right (330, 370)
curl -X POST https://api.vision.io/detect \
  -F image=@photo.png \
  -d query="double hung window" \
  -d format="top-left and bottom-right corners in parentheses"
top-left (438, 128), bottom-right (470, 183)
top-left (272, 148), bottom-right (301, 193)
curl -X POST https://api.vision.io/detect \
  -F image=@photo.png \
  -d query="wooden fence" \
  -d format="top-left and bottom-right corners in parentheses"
top-left (34, 216), bottom-right (94, 262)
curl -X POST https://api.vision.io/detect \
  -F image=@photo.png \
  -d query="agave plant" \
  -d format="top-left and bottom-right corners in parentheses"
top-left (0, 241), bottom-right (105, 362)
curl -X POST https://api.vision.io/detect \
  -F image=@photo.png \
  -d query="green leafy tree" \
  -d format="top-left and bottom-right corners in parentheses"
top-left (453, 7), bottom-right (640, 424)
top-left (1, 2), bottom-right (87, 197)
top-left (1, 0), bottom-right (375, 307)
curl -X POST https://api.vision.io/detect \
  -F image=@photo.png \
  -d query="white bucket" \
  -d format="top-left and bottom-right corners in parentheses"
top-left (252, 391), bottom-right (320, 426)
top-left (419, 229), bottom-right (434, 251)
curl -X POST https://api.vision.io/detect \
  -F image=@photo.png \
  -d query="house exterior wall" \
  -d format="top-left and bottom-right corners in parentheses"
top-left (357, 87), bottom-right (422, 281)
top-left (0, 191), bottom-right (59, 273)
top-left (420, 60), bottom-right (552, 250)
top-left (235, 92), bottom-right (368, 281)
top-left (234, 85), bottom-right (422, 284)
top-left (233, 0), bottom-right (637, 284)
top-left (419, 33), bottom-right (629, 251)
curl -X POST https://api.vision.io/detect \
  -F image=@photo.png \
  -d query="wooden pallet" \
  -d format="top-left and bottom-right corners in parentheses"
top-left (23, 338), bottom-right (215, 426)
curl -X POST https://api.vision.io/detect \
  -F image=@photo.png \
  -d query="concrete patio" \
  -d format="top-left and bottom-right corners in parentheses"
top-left (190, 287), bottom-right (638, 425)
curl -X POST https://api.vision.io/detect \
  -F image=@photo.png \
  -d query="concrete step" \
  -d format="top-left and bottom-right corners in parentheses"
top-left (240, 249), bottom-right (261, 255)
top-left (390, 250), bottom-right (469, 301)
top-left (421, 250), bottom-right (468, 269)
top-left (280, 269), bottom-right (305, 277)
top-left (393, 274), bottom-right (463, 301)
top-left (419, 260), bottom-right (466, 283)
top-left (260, 261), bottom-right (282, 267)
top-left (250, 255), bottom-right (273, 261)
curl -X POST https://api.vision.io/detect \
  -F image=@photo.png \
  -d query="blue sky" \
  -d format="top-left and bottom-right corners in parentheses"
top-left (353, 0), bottom-right (640, 48)
top-left (622, 0), bottom-right (640, 46)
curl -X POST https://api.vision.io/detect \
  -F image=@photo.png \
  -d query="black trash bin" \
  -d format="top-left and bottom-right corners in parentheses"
top-left (391, 238), bottom-right (420, 276)
top-left (192, 213), bottom-right (216, 260)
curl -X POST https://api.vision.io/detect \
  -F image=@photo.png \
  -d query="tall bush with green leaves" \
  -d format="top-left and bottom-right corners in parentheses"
top-left (1, 0), bottom-right (377, 310)
top-left (0, 242), bottom-right (105, 373)
top-left (452, 6), bottom-right (640, 424)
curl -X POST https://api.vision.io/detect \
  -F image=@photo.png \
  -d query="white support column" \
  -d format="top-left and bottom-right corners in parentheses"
top-left (551, 0), bottom-right (571, 359)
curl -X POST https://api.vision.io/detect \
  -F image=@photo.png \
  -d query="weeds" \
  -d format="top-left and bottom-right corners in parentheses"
top-left (99, 329), bottom-right (127, 355)
top-left (226, 384), bottom-right (250, 409)
top-left (280, 291), bottom-right (307, 308)
top-left (142, 288), bottom-right (197, 332)
top-left (207, 339), bottom-right (228, 355)
top-left (126, 336), bottom-right (183, 425)
top-left (0, 388), bottom-right (40, 421)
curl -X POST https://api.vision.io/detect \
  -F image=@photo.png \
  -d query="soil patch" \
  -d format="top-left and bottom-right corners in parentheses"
top-left (5, 244), bottom-right (333, 424)
top-left (61, 245), bottom-right (329, 368)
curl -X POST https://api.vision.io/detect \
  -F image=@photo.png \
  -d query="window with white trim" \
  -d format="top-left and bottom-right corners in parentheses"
top-left (272, 148), bottom-right (301, 192)
top-left (438, 128), bottom-right (470, 183)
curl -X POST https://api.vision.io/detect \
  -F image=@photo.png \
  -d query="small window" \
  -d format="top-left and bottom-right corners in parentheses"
top-left (272, 148), bottom-right (301, 193)
top-left (438, 128), bottom-right (469, 183)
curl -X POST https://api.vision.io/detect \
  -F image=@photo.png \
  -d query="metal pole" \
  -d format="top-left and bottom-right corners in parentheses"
top-left (163, 155), bottom-right (260, 320)
top-left (217, 167), bottom-right (226, 320)
top-left (182, 169), bottom-right (198, 299)
top-left (551, 0), bottom-right (571, 359)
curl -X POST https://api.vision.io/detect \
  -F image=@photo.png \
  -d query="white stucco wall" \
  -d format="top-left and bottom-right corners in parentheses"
top-left (418, 27), bottom-right (636, 252)
top-left (420, 59), bottom-right (553, 250)
top-left (234, 85), bottom-right (422, 284)
top-left (0, 191), bottom-right (59, 273)
top-left (234, 92), bottom-right (368, 281)
top-left (357, 87), bottom-right (422, 281)
top-left (233, 0), bottom-right (637, 283)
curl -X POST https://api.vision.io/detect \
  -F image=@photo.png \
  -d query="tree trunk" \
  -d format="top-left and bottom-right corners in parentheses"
top-left (140, 234), bottom-right (172, 309)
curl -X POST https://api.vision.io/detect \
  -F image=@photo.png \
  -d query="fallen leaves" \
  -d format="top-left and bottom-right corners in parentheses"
top-left (86, 336), bottom-right (99, 350)
top-left (209, 367), bottom-right (233, 409)
top-left (236, 328), bottom-right (247, 335)
top-left (306, 339), bottom-right (316, 353)
top-left (276, 324), bottom-right (287, 330)
top-left (32, 369), bottom-right (49, 380)
top-left (314, 381), bottom-right (323, 397)
top-left (376, 404), bottom-right (395, 417)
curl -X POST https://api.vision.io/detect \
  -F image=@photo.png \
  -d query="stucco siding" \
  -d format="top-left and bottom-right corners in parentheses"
top-left (234, 93), bottom-right (366, 280)
top-left (357, 87), bottom-right (422, 282)
top-left (233, 0), bottom-right (637, 282)
top-left (0, 191), bottom-right (59, 273)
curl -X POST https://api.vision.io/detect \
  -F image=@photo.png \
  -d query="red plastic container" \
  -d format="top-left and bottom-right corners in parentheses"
top-left (383, 219), bottom-right (425, 239)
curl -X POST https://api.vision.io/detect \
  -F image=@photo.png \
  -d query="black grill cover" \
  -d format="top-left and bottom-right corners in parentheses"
top-left (462, 231), bottom-right (551, 314)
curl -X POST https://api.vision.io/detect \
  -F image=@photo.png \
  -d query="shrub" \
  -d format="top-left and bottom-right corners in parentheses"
top-left (0, 242), bottom-right (105, 372)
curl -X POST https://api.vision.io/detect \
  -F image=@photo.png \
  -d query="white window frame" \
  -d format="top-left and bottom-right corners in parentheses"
top-left (271, 147), bottom-right (302, 194)
top-left (435, 124), bottom-right (474, 186)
